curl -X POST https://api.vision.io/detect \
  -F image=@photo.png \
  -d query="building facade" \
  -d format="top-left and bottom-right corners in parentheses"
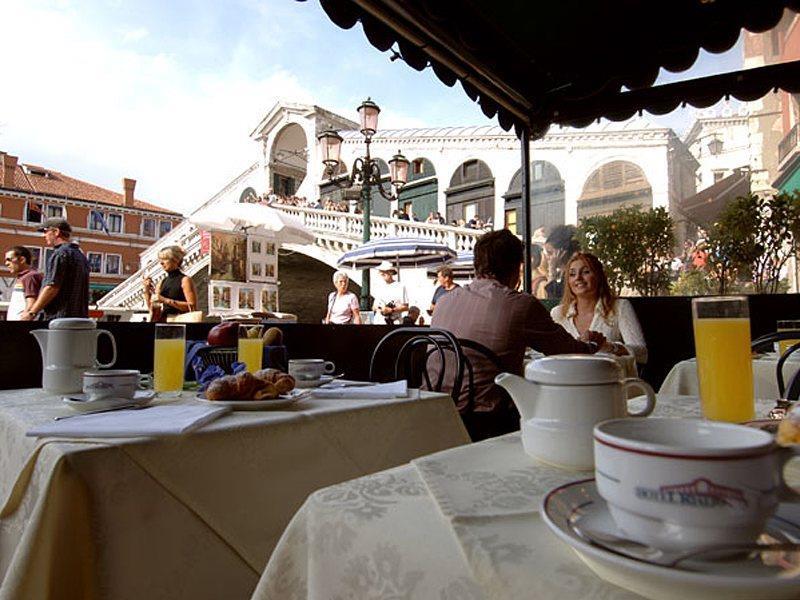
top-left (0, 152), bottom-right (183, 305)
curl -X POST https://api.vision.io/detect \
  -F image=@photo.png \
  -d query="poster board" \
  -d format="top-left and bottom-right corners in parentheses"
top-left (209, 280), bottom-right (279, 316)
top-left (246, 235), bottom-right (278, 283)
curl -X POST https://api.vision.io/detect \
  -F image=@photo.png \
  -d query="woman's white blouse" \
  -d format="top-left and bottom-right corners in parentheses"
top-left (549, 298), bottom-right (648, 364)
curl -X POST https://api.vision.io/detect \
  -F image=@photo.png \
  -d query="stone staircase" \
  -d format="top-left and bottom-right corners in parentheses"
top-left (98, 205), bottom-right (484, 310)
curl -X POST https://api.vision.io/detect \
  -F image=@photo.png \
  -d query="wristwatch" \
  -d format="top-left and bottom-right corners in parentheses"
top-left (586, 340), bottom-right (599, 353)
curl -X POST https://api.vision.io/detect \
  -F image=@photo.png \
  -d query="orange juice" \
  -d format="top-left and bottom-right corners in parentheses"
top-left (693, 317), bottom-right (754, 422)
top-left (238, 338), bottom-right (263, 373)
top-left (154, 338), bottom-right (185, 394)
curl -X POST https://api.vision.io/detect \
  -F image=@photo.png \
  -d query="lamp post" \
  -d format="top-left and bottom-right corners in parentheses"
top-left (317, 98), bottom-right (410, 311)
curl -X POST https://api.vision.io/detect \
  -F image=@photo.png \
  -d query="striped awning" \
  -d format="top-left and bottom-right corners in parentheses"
top-left (337, 237), bottom-right (457, 269)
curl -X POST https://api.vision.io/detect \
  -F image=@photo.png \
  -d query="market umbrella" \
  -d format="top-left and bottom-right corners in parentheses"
top-left (426, 251), bottom-right (475, 280)
top-left (337, 237), bottom-right (457, 270)
top-left (189, 202), bottom-right (315, 245)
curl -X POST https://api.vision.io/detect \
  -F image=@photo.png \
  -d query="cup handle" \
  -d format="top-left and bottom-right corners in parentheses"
top-left (323, 361), bottom-right (336, 374)
top-left (138, 374), bottom-right (153, 390)
top-left (778, 447), bottom-right (800, 502)
top-left (95, 330), bottom-right (117, 368)
top-left (624, 378), bottom-right (656, 417)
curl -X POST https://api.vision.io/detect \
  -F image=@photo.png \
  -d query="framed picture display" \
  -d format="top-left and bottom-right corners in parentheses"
top-left (246, 234), bottom-right (274, 283)
top-left (211, 283), bottom-right (232, 310)
top-left (209, 280), bottom-right (279, 316)
top-left (210, 232), bottom-right (247, 282)
top-left (239, 287), bottom-right (255, 310)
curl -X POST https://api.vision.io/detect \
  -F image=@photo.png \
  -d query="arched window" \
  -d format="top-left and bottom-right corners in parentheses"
top-left (578, 160), bottom-right (652, 220)
top-left (503, 160), bottom-right (564, 235)
top-left (445, 159), bottom-right (494, 224)
top-left (239, 187), bottom-right (258, 203)
top-left (270, 123), bottom-right (308, 196)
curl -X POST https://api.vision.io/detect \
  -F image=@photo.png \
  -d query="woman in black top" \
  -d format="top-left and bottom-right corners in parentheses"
top-left (142, 245), bottom-right (198, 321)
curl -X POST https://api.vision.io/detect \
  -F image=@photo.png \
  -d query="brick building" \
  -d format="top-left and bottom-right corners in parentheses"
top-left (0, 151), bottom-right (183, 305)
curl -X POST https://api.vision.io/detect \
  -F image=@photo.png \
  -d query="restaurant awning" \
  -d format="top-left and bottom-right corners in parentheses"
top-left (310, 0), bottom-right (800, 135)
top-left (677, 168), bottom-right (751, 227)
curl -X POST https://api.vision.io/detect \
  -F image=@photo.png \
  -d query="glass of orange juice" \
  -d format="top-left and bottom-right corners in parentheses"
top-left (238, 325), bottom-right (264, 373)
top-left (777, 320), bottom-right (800, 356)
top-left (154, 323), bottom-right (186, 396)
top-left (692, 296), bottom-right (754, 422)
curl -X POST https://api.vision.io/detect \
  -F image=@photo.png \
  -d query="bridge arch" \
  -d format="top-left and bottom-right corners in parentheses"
top-left (577, 160), bottom-right (652, 220)
top-left (269, 123), bottom-right (308, 197)
top-left (503, 160), bottom-right (564, 235)
top-left (445, 159), bottom-right (494, 225)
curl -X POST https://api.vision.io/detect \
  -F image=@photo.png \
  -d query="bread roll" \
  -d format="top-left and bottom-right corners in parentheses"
top-left (274, 374), bottom-right (295, 394)
top-left (253, 382), bottom-right (279, 400)
top-left (206, 376), bottom-right (237, 401)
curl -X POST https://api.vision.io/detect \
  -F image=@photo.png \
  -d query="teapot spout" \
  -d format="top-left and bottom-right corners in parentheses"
top-left (495, 372), bottom-right (538, 421)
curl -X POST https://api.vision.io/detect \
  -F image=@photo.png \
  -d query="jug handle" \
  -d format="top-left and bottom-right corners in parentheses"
top-left (623, 378), bottom-right (656, 417)
top-left (95, 330), bottom-right (117, 368)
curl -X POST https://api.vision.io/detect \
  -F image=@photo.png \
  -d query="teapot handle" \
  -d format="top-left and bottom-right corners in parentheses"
top-left (623, 378), bottom-right (656, 417)
top-left (95, 330), bottom-right (117, 368)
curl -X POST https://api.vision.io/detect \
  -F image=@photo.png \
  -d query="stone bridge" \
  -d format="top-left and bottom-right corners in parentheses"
top-left (98, 205), bottom-right (483, 310)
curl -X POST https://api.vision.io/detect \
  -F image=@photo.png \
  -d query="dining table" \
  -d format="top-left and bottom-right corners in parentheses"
top-left (659, 353), bottom-right (800, 399)
top-left (0, 387), bottom-right (469, 600)
top-left (252, 395), bottom-right (783, 600)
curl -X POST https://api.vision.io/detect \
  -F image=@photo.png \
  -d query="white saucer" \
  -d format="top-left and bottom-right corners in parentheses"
top-left (294, 375), bottom-right (334, 389)
top-left (63, 390), bottom-right (156, 412)
top-left (195, 388), bottom-right (310, 410)
top-left (541, 478), bottom-right (800, 600)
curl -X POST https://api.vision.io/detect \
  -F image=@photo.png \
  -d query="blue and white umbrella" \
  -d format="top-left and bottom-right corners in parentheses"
top-left (426, 251), bottom-right (475, 279)
top-left (337, 237), bottom-right (457, 270)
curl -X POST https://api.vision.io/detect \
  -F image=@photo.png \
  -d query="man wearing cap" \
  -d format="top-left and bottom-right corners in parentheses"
top-left (372, 260), bottom-right (409, 325)
top-left (21, 217), bottom-right (90, 320)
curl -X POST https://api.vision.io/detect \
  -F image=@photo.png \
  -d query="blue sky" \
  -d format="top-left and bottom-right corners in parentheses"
top-left (0, 0), bottom-right (747, 214)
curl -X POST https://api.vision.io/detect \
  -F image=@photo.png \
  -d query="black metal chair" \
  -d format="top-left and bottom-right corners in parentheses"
top-left (750, 330), bottom-right (800, 401)
top-left (368, 327), bottom-right (465, 402)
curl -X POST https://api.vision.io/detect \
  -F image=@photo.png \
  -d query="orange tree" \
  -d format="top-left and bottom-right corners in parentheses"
top-left (576, 206), bottom-right (674, 296)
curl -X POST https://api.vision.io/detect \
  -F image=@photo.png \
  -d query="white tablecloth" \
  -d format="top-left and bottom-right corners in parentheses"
top-left (659, 354), bottom-right (800, 399)
top-left (0, 388), bottom-right (469, 600)
top-left (253, 395), bottom-right (777, 600)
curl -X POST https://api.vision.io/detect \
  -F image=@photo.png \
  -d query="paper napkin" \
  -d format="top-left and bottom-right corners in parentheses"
top-left (28, 405), bottom-right (230, 438)
top-left (311, 379), bottom-right (408, 399)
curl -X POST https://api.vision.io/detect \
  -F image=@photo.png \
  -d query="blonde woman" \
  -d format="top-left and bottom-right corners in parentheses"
top-left (550, 252), bottom-right (647, 364)
top-left (324, 270), bottom-right (362, 324)
top-left (143, 245), bottom-right (197, 322)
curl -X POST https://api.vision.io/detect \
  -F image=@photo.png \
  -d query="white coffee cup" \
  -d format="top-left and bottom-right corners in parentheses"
top-left (288, 359), bottom-right (335, 382)
top-left (594, 418), bottom-right (800, 552)
top-left (83, 369), bottom-right (146, 400)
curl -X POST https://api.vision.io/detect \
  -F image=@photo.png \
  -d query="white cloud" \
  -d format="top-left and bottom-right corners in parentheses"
top-left (0, 1), bottom-right (316, 214)
top-left (122, 27), bottom-right (149, 43)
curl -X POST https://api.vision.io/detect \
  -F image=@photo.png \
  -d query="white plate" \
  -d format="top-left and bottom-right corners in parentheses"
top-left (62, 390), bottom-right (156, 412)
top-left (294, 375), bottom-right (335, 389)
top-left (194, 388), bottom-right (310, 410)
top-left (541, 478), bottom-right (800, 600)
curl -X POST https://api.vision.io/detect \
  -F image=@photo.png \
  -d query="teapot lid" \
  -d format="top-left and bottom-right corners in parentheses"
top-left (49, 318), bottom-right (97, 330)
top-left (525, 354), bottom-right (622, 385)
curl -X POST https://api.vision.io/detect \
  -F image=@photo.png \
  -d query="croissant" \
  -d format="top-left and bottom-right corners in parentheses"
top-left (274, 374), bottom-right (296, 394)
top-left (206, 376), bottom-right (238, 401)
top-left (233, 372), bottom-right (258, 399)
top-left (253, 382), bottom-right (279, 400)
top-left (254, 368), bottom-right (282, 384)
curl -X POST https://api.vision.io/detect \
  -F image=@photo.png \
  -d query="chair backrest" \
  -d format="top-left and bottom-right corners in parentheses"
top-left (750, 330), bottom-right (800, 399)
top-left (369, 327), bottom-right (465, 402)
top-left (457, 338), bottom-right (510, 412)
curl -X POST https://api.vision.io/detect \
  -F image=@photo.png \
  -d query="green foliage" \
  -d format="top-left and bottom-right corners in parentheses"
top-left (671, 269), bottom-right (713, 296)
top-left (577, 206), bottom-right (675, 296)
top-left (705, 192), bottom-right (800, 294)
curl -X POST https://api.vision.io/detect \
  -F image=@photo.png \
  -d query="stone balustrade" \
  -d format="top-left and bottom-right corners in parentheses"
top-left (99, 205), bottom-right (485, 309)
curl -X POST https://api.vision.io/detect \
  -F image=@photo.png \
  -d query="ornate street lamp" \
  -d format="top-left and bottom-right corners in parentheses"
top-left (317, 98), bottom-right (409, 311)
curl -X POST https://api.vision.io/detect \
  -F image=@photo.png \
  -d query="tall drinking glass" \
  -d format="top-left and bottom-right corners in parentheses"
top-left (777, 320), bottom-right (800, 356)
top-left (692, 296), bottom-right (754, 422)
top-left (238, 325), bottom-right (264, 373)
top-left (154, 323), bottom-right (185, 396)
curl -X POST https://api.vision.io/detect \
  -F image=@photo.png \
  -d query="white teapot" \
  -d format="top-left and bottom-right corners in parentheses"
top-left (495, 354), bottom-right (656, 471)
top-left (31, 318), bottom-right (117, 394)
